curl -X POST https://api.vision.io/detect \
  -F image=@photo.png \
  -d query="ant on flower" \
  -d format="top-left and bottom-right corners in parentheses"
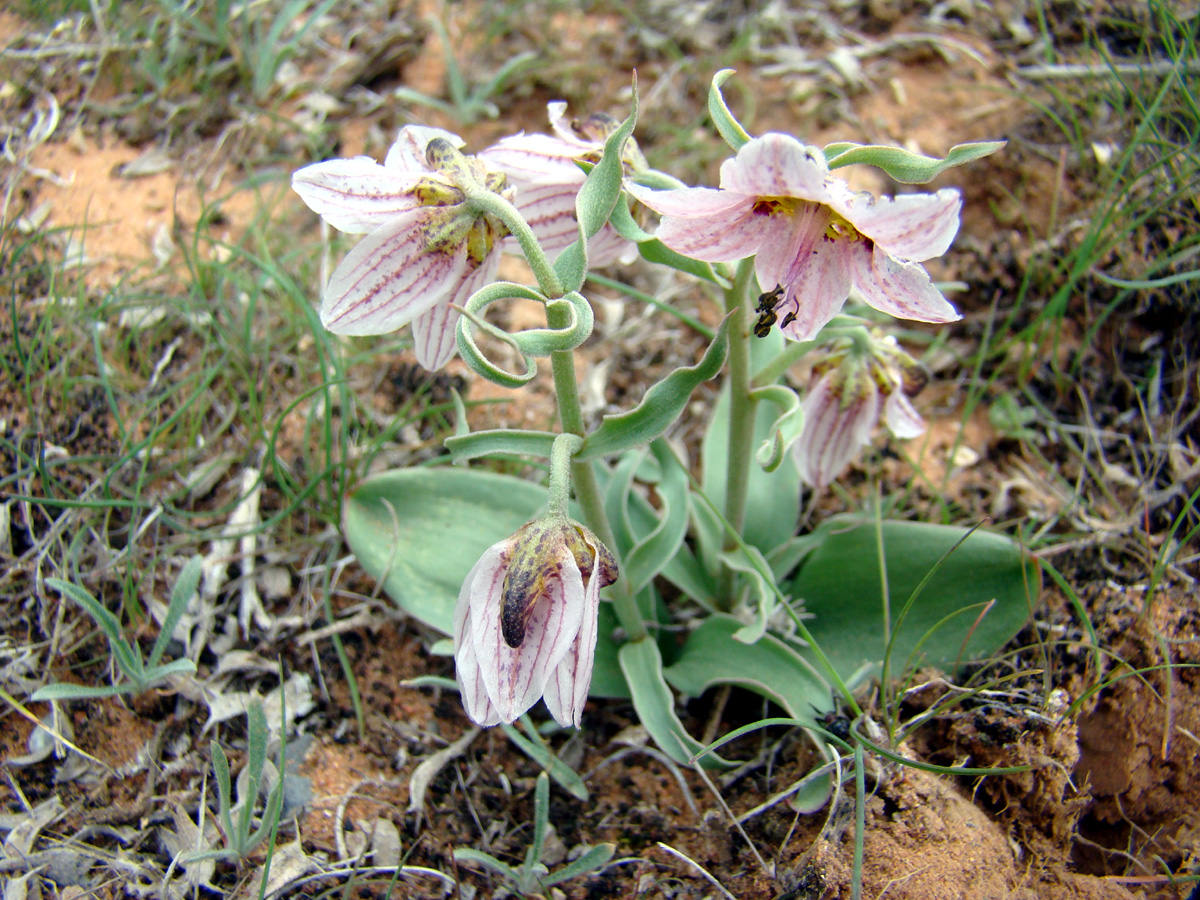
top-left (753, 284), bottom-right (785, 337)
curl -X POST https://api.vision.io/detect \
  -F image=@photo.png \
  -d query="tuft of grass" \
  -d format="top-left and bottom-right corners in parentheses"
top-left (1002, 2), bottom-right (1199, 383)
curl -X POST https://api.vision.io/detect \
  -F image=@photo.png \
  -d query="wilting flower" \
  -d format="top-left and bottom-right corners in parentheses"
top-left (454, 517), bottom-right (618, 728)
top-left (479, 102), bottom-right (642, 266)
top-left (795, 334), bottom-right (927, 488)
top-left (292, 126), bottom-right (513, 370)
top-left (626, 133), bottom-right (962, 341)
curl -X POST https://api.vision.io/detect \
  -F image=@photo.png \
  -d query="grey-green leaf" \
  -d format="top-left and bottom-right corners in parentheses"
top-left (708, 69), bottom-right (752, 151)
top-left (619, 638), bottom-right (729, 768)
top-left (663, 615), bottom-right (829, 723)
top-left (789, 516), bottom-right (1038, 680)
top-left (555, 87), bottom-right (639, 291)
top-left (444, 429), bottom-right (559, 464)
top-left (579, 314), bottom-right (731, 460)
top-left (822, 140), bottom-right (1006, 184)
top-left (501, 723), bottom-right (589, 801)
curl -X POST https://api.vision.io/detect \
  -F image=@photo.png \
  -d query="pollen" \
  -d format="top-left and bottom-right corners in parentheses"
top-left (824, 211), bottom-right (862, 242)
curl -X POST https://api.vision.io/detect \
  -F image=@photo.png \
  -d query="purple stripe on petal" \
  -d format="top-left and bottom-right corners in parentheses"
top-left (844, 188), bottom-right (961, 262)
top-left (321, 212), bottom-right (468, 336)
top-left (797, 375), bottom-right (880, 487)
top-left (292, 158), bottom-right (424, 234)
top-left (473, 551), bottom-right (585, 723)
top-left (849, 245), bottom-right (961, 325)
top-left (652, 199), bottom-right (765, 263)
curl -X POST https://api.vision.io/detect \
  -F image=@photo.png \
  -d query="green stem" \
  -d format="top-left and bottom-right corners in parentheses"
top-left (467, 178), bottom-right (647, 643)
top-left (547, 315), bottom-right (649, 644)
top-left (717, 258), bottom-right (759, 610)
top-left (547, 433), bottom-right (583, 519)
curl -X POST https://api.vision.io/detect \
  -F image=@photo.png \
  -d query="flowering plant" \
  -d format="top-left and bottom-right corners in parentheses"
top-left (304, 72), bottom-right (1038, 790)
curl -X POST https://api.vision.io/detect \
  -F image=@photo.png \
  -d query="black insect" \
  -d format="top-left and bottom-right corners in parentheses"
top-left (753, 284), bottom-right (785, 338)
top-left (810, 704), bottom-right (852, 743)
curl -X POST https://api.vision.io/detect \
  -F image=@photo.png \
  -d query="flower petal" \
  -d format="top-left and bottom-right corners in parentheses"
top-left (885, 391), bottom-right (926, 439)
top-left (720, 133), bottom-right (833, 204)
top-left (842, 188), bottom-right (961, 262)
top-left (480, 134), bottom-right (591, 178)
top-left (625, 182), bottom-right (747, 220)
top-left (541, 542), bottom-right (602, 728)
top-left (795, 374), bottom-right (880, 488)
top-left (627, 184), bottom-right (765, 263)
top-left (588, 224), bottom-right (638, 267)
top-left (848, 244), bottom-right (961, 325)
top-left (292, 157), bottom-right (424, 234)
top-left (472, 550), bottom-right (585, 724)
top-left (384, 125), bottom-right (465, 172)
top-left (758, 207), bottom-right (853, 342)
top-left (410, 255), bottom-right (497, 370)
top-left (454, 543), bottom-right (510, 727)
top-left (508, 180), bottom-right (584, 256)
top-left (320, 210), bottom-right (466, 336)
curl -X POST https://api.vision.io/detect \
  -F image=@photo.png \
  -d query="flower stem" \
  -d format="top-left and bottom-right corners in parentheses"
top-left (547, 433), bottom-right (583, 520)
top-left (547, 310), bottom-right (649, 644)
top-left (466, 178), bottom-right (647, 643)
top-left (717, 258), bottom-right (759, 610)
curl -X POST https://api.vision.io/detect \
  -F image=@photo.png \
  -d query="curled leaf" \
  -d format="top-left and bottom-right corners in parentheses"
top-left (708, 69), bottom-right (752, 151)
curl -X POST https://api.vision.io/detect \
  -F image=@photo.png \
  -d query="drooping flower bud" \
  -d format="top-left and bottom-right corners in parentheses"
top-left (794, 331), bottom-right (929, 488)
top-left (453, 517), bottom-right (617, 728)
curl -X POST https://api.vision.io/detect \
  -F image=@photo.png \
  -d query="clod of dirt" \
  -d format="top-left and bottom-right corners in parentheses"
top-left (813, 765), bottom-right (1139, 900)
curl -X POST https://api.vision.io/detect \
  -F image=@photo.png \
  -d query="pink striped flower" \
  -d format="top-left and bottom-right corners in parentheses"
top-left (627, 133), bottom-right (963, 341)
top-left (479, 102), bottom-right (640, 267)
top-left (292, 126), bottom-right (512, 370)
top-left (453, 518), bottom-right (618, 728)
top-left (795, 336), bottom-right (927, 488)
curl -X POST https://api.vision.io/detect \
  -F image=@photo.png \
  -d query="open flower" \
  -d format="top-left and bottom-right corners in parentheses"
top-left (626, 133), bottom-right (962, 341)
top-left (292, 126), bottom-right (513, 370)
top-left (479, 102), bottom-right (641, 267)
top-left (795, 334), bottom-right (927, 488)
top-left (454, 517), bottom-right (618, 728)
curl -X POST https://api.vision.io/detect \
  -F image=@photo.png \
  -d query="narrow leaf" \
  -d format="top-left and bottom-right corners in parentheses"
top-left (444, 429), bottom-right (559, 464)
top-left (454, 848), bottom-right (522, 882)
top-left (149, 556), bottom-right (202, 669)
top-left (823, 140), bottom-right (1006, 184)
top-left (500, 724), bottom-right (589, 801)
top-left (622, 440), bottom-right (691, 594)
top-left (31, 683), bottom-right (129, 701)
top-left (145, 658), bottom-right (198, 681)
top-left (579, 314), bottom-right (731, 460)
top-left (545, 844), bottom-right (616, 886)
top-left (708, 69), bottom-right (752, 151)
top-left (619, 639), bottom-right (729, 768)
top-left (47, 579), bottom-right (126, 650)
top-left (555, 84), bottom-right (639, 291)
top-left (747, 384), bottom-right (805, 473)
